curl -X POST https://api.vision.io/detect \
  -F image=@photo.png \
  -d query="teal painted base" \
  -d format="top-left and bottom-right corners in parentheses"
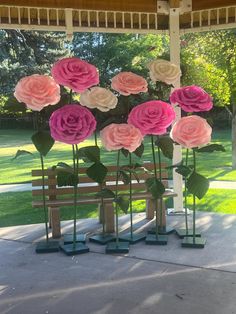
top-left (145, 234), bottom-right (168, 245)
top-left (148, 226), bottom-right (175, 235)
top-left (89, 234), bottom-right (115, 245)
top-left (35, 241), bottom-right (60, 254)
top-left (176, 228), bottom-right (201, 239)
top-left (60, 243), bottom-right (89, 255)
top-left (106, 241), bottom-right (129, 254)
top-left (182, 236), bottom-right (206, 248)
top-left (63, 233), bottom-right (86, 244)
top-left (119, 232), bottom-right (146, 244)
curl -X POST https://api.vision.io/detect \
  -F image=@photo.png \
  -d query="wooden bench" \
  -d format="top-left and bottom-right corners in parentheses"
top-left (32, 163), bottom-right (177, 238)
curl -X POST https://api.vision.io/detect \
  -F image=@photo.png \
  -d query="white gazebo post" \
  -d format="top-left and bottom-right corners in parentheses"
top-left (169, 1), bottom-right (183, 213)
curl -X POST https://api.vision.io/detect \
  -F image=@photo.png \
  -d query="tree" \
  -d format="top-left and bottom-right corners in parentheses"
top-left (182, 30), bottom-right (236, 168)
top-left (0, 30), bottom-right (69, 95)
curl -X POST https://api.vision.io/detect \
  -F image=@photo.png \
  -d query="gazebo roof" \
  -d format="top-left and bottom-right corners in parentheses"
top-left (1, 0), bottom-right (236, 35)
top-left (1, 0), bottom-right (236, 11)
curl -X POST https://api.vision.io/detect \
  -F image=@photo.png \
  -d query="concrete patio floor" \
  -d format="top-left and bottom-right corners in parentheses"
top-left (1, 212), bottom-right (236, 314)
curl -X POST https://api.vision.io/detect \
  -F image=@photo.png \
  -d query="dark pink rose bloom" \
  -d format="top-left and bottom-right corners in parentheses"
top-left (170, 85), bottom-right (213, 112)
top-left (170, 115), bottom-right (212, 148)
top-left (51, 57), bottom-right (99, 93)
top-left (128, 100), bottom-right (176, 136)
top-left (49, 104), bottom-right (96, 144)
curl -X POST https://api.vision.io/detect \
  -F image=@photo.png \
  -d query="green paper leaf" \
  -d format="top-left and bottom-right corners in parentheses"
top-left (133, 143), bottom-right (144, 158)
top-left (95, 188), bottom-right (115, 199)
top-left (77, 146), bottom-right (100, 163)
top-left (175, 165), bottom-right (193, 177)
top-left (155, 136), bottom-right (174, 159)
top-left (186, 171), bottom-right (209, 199)
top-left (56, 162), bottom-right (74, 173)
top-left (57, 171), bottom-right (78, 187)
top-left (118, 170), bottom-right (130, 185)
top-left (86, 162), bottom-right (108, 184)
top-left (12, 149), bottom-right (33, 160)
top-left (114, 196), bottom-right (129, 214)
top-left (121, 148), bottom-right (129, 158)
top-left (196, 144), bottom-right (226, 153)
top-left (31, 131), bottom-right (54, 157)
top-left (145, 177), bottom-right (165, 199)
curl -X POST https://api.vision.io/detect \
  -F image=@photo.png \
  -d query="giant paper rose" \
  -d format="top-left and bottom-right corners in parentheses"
top-left (49, 104), bottom-right (96, 144)
top-left (100, 123), bottom-right (143, 152)
top-left (147, 59), bottom-right (181, 86)
top-left (14, 74), bottom-right (60, 111)
top-left (51, 57), bottom-right (99, 93)
top-left (128, 100), bottom-right (176, 135)
top-left (170, 85), bottom-right (213, 112)
top-left (80, 87), bottom-right (118, 112)
top-left (111, 72), bottom-right (148, 96)
top-left (170, 115), bottom-right (212, 148)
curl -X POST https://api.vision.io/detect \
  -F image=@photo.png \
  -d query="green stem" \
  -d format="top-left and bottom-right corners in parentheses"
top-left (185, 149), bottom-right (189, 234)
top-left (69, 89), bottom-right (73, 103)
top-left (94, 134), bottom-right (105, 235)
top-left (115, 150), bottom-right (121, 247)
top-left (151, 135), bottom-right (158, 238)
top-left (157, 144), bottom-right (163, 231)
top-left (193, 149), bottom-right (196, 243)
top-left (94, 131), bottom-right (98, 147)
top-left (129, 152), bottom-right (133, 239)
top-left (40, 154), bottom-right (49, 243)
top-left (72, 144), bottom-right (78, 249)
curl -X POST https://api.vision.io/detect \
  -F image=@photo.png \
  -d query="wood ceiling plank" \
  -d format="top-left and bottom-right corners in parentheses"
top-left (0, 0), bottom-right (158, 12)
top-left (192, 0), bottom-right (236, 11)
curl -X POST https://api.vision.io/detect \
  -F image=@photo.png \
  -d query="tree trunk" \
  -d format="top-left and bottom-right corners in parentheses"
top-left (232, 104), bottom-right (236, 169)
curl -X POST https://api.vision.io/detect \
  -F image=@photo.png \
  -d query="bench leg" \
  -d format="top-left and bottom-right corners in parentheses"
top-left (49, 207), bottom-right (61, 238)
top-left (104, 202), bottom-right (114, 233)
top-left (146, 199), bottom-right (166, 227)
top-left (48, 208), bottom-right (52, 228)
top-left (98, 203), bottom-right (104, 224)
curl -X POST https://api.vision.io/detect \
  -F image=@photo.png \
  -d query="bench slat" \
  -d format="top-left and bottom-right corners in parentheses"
top-left (32, 163), bottom-right (169, 177)
top-left (32, 190), bottom-right (177, 207)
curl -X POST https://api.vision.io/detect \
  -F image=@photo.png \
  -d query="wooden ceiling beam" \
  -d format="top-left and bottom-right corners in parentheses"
top-left (0, 0), bottom-right (158, 12)
top-left (192, 0), bottom-right (236, 11)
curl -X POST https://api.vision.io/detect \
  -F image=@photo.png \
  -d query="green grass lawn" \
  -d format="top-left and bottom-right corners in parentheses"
top-left (0, 128), bottom-right (235, 184)
top-left (0, 189), bottom-right (235, 227)
top-left (0, 128), bottom-right (236, 228)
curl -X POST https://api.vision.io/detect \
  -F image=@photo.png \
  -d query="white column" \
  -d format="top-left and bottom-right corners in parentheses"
top-left (169, 7), bottom-right (183, 212)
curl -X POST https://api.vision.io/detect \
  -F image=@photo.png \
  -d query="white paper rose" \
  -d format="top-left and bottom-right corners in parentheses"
top-left (80, 87), bottom-right (118, 112)
top-left (147, 59), bottom-right (181, 86)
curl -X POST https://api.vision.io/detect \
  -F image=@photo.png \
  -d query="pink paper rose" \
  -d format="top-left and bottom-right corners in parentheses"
top-left (128, 100), bottom-right (176, 135)
top-left (100, 123), bottom-right (143, 152)
top-left (111, 72), bottom-right (148, 96)
top-left (170, 85), bottom-right (213, 112)
top-left (49, 104), bottom-right (96, 144)
top-left (51, 57), bottom-right (99, 93)
top-left (170, 115), bottom-right (212, 148)
top-left (14, 74), bottom-right (60, 111)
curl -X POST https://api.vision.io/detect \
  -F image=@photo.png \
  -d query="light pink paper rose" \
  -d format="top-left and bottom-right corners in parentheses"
top-left (170, 85), bottom-right (213, 112)
top-left (14, 74), bottom-right (60, 111)
top-left (147, 59), bottom-right (181, 86)
top-left (111, 72), bottom-right (148, 96)
top-left (170, 115), bottom-right (212, 148)
top-left (51, 57), bottom-right (99, 93)
top-left (128, 100), bottom-right (176, 135)
top-left (49, 104), bottom-right (96, 144)
top-left (100, 123), bottom-right (143, 152)
top-left (80, 87), bottom-right (118, 112)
